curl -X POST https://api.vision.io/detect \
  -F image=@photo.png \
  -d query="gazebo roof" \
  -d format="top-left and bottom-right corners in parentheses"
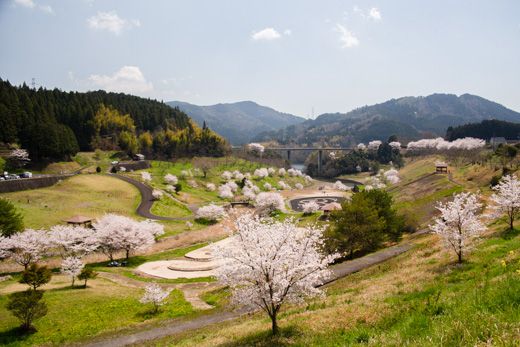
top-left (435, 161), bottom-right (448, 167)
top-left (64, 215), bottom-right (92, 224)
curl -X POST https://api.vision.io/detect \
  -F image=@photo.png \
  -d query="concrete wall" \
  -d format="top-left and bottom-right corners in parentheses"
top-left (0, 174), bottom-right (74, 193)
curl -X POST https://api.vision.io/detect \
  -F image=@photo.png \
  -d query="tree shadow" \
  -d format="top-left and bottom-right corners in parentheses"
top-left (135, 308), bottom-right (160, 320)
top-left (500, 228), bottom-right (519, 240)
top-left (0, 326), bottom-right (35, 345)
top-left (218, 325), bottom-right (303, 347)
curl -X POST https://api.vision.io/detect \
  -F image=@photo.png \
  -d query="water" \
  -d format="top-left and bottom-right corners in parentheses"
top-left (291, 163), bottom-right (306, 172)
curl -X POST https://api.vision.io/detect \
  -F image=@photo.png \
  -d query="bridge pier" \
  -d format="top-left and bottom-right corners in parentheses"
top-left (287, 150), bottom-right (291, 161)
top-left (318, 150), bottom-right (323, 176)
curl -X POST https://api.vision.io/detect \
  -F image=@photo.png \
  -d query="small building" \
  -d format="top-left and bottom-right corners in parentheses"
top-left (64, 215), bottom-right (93, 228)
top-left (490, 137), bottom-right (507, 149)
top-left (322, 202), bottom-right (342, 213)
top-left (435, 161), bottom-right (448, 174)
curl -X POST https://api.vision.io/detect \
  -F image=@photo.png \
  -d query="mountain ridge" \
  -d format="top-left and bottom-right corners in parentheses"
top-left (168, 100), bottom-right (305, 145)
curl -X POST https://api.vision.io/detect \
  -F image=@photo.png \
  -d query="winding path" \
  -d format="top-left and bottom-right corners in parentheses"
top-left (81, 241), bottom-right (416, 347)
top-left (108, 174), bottom-right (194, 221)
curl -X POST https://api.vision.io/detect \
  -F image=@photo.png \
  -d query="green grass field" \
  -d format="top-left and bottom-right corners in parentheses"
top-left (1, 175), bottom-right (141, 228)
top-left (0, 276), bottom-right (194, 347)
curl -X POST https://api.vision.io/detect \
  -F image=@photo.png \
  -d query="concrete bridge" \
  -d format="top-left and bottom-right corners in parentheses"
top-left (268, 147), bottom-right (355, 176)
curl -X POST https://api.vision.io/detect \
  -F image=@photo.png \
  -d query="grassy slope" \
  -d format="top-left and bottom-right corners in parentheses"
top-left (1, 175), bottom-right (140, 228)
top-left (0, 276), bottom-right (193, 347)
top-left (145, 155), bottom-right (520, 346)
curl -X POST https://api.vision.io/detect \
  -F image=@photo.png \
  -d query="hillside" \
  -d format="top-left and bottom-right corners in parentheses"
top-left (168, 100), bottom-right (305, 145)
top-left (0, 79), bottom-right (228, 161)
top-left (255, 93), bottom-right (520, 146)
top-left (446, 119), bottom-right (520, 141)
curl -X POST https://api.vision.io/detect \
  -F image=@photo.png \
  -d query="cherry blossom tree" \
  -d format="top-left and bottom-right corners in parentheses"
top-left (206, 183), bottom-right (216, 191)
top-left (383, 169), bottom-right (400, 185)
top-left (368, 140), bottom-right (382, 151)
top-left (7, 149), bottom-right (30, 169)
top-left (263, 182), bottom-right (273, 191)
top-left (140, 283), bottom-right (171, 314)
top-left (302, 201), bottom-right (320, 214)
top-left (389, 141), bottom-right (401, 150)
top-left (6, 229), bottom-right (49, 269)
top-left (254, 168), bottom-right (269, 179)
top-left (141, 171), bottom-right (152, 182)
top-left (490, 175), bottom-right (520, 230)
top-left (61, 256), bottom-right (84, 287)
top-left (278, 168), bottom-right (286, 176)
top-left (196, 204), bottom-right (227, 222)
top-left (0, 236), bottom-right (10, 260)
top-left (92, 214), bottom-right (162, 261)
top-left (215, 215), bottom-right (339, 335)
top-left (267, 167), bottom-right (276, 176)
top-left (164, 174), bottom-right (178, 185)
top-left (248, 143), bottom-right (265, 156)
top-left (407, 137), bottom-right (485, 151)
top-left (430, 192), bottom-right (486, 263)
top-left (255, 192), bottom-right (285, 214)
top-left (48, 225), bottom-right (98, 258)
top-left (295, 183), bottom-right (304, 190)
top-left (218, 185), bottom-right (234, 199)
top-left (333, 180), bottom-right (348, 191)
top-left (221, 171), bottom-right (232, 181)
top-left (152, 189), bottom-right (163, 200)
top-left (357, 143), bottom-right (366, 151)
top-left (242, 186), bottom-right (257, 201)
top-left (278, 181), bottom-right (290, 190)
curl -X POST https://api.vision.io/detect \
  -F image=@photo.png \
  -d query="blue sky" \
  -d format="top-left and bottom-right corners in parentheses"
top-left (1, 0), bottom-right (519, 117)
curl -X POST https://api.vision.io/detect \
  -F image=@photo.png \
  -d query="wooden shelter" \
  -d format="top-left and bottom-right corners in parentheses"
top-left (322, 202), bottom-right (342, 213)
top-left (435, 161), bottom-right (448, 174)
top-left (64, 215), bottom-right (93, 228)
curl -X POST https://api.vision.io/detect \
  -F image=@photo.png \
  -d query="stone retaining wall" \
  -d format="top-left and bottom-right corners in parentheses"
top-left (0, 174), bottom-right (73, 193)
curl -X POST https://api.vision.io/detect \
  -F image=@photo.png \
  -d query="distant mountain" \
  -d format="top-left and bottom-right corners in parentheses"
top-left (168, 100), bottom-right (305, 145)
top-left (254, 93), bottom-right (520, 146)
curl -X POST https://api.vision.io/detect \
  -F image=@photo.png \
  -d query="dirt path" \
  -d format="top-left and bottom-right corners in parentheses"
top-left (80, 238), bottom-right (418, 347)
top-left (108, 174), bottom-right (194, 221)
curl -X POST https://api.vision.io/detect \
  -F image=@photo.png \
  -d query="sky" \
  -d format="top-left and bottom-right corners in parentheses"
top-left (0, 0), bottom-right (519, 118)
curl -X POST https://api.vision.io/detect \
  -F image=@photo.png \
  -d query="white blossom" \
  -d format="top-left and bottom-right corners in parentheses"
top-left (367, 140), bottom-right (382, 151)
top-left (218, 185), bottom-right (234, 199)
top-left (302, 201), bottom-right (320, 214)
top-left (357, 143), bottom-right (366, 151)
top-left (254, 168), bottom-right (269, 179)
top-left (242, 186), bottom-right (257, 201)
top-left (383, 169), bottom-right (400, 185)
top-left (185, 221), bottom-right (193, 229)
top-left (221, 171), bottom-right (232, 181)
top-left (196, 204), bottom-right (227, 222)
top-left (278, 180), bottom-right (291, 190)
top-left (215, 215), bottom-right (339, 334)
top-left (278, 168), bottom-right (286, 176)
top-left (389, 141), bottom-right (401, 150)
top-left (61, 256), bottom-right (84, 286)
top-left (248, 143), bottom-right (265, 155)
top-left (6, 229), bottom-right (49, 269)
top-left (407, 137), bottom-right (485, 151)
top-left (180, 170), bottom-right (191, 178)
top-left (48, 225), bottom-right (98, 258)
top-left (140, 283), bottom-right (171, 313)
top-left (295, 183), bottom-right (304, 190)
top-left (206, 183), bottom-right (216, 191)
top-left (333, 180), bottom-right (349, 191)
top-left (164, 174), bottom-right (178, 185)
top-left (152, 189), bottom-right (163, 200)
top-left (165, 184), bottom-right (175, 192)
top-left (263, 182), bottom-right (272, 191)
top-left (255, 192), bottom-right (284, 213)
top-left (141, 171), bottom-right (152, 182)
top-left (430, 192), bottom-right (486, 263)
top-left (267, 167), bottom-right (276, 176)
top-left (490, 175), bottom-right (520, 230)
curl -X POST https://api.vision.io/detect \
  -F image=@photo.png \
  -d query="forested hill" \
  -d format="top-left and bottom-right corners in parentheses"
top-left (254, 93), bottom-right (520, 146)
top-left (446, 119), bottom-right (520, 141)
top-left (168, 100), bottom-right (305, 145)
top-left (0, 79), bottom-right (229, 161)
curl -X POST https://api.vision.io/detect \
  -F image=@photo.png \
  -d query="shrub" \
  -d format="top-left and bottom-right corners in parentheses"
top-left (19, 264), bottom-right (52, 290)
top-left (7, 290), bottom-right (48, 331)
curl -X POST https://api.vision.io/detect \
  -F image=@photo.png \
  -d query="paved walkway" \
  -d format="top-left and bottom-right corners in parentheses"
top-left (81, 240), bottom-right (416, 347)
top-left (108, 174), bottom-right (194, 221)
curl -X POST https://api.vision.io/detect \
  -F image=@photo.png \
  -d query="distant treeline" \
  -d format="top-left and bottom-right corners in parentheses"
top-left (446, 119), bottom-right (520, 141)
top-left (0, 79), bottom-right (229, 161)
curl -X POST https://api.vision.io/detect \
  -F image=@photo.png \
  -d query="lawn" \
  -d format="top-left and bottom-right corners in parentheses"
top-left (0, 275), bottom-right (194, 347)
top-left (124, 158), bottom-right (310, 206)
top-left (0, 174), bottom-right (141, 228)
top-left (146, 224), bottom-right (520, 347)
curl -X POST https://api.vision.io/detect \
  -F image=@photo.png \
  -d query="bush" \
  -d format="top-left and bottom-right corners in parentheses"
top-left (6, 290), bottom-right (48, 331)
top-left (0, 198), bottom-right (24, 237)
top-left (96, 166), bottom-right (101, 173)
top-left (490, 175), bottom-right (502, 187)
top-left (78, 267), bottom-right (98, 288)
top-left (174, 183), bottom-right (182, 193)
top-left (19, 264), bottom-right (52, 290)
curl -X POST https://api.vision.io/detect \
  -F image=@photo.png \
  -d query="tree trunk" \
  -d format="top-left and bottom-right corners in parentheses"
top-left (72, 276), bottom-right (75, 287)
top-left (457, 251), bottom-right (462, 263)
top-left (510, 213), bottom-right (514, 230)
top-left (271, 313), bottom-right (279, 335)
top-left (126, 249), bottom-right (130, 261)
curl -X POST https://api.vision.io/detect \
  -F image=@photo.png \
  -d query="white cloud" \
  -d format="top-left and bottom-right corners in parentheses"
top-left (14, 0), bottom-right (35, 8)
top-left (251, 27), bottom-right (281, 41)
top-left (335, 24), bottom-right (359, 48)
top-left (87, 11), bottom-right (140, 35)
top-left (368, 7), bottom-right (382, 21)
top-left (88, 66), bottom-right (153, 95)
